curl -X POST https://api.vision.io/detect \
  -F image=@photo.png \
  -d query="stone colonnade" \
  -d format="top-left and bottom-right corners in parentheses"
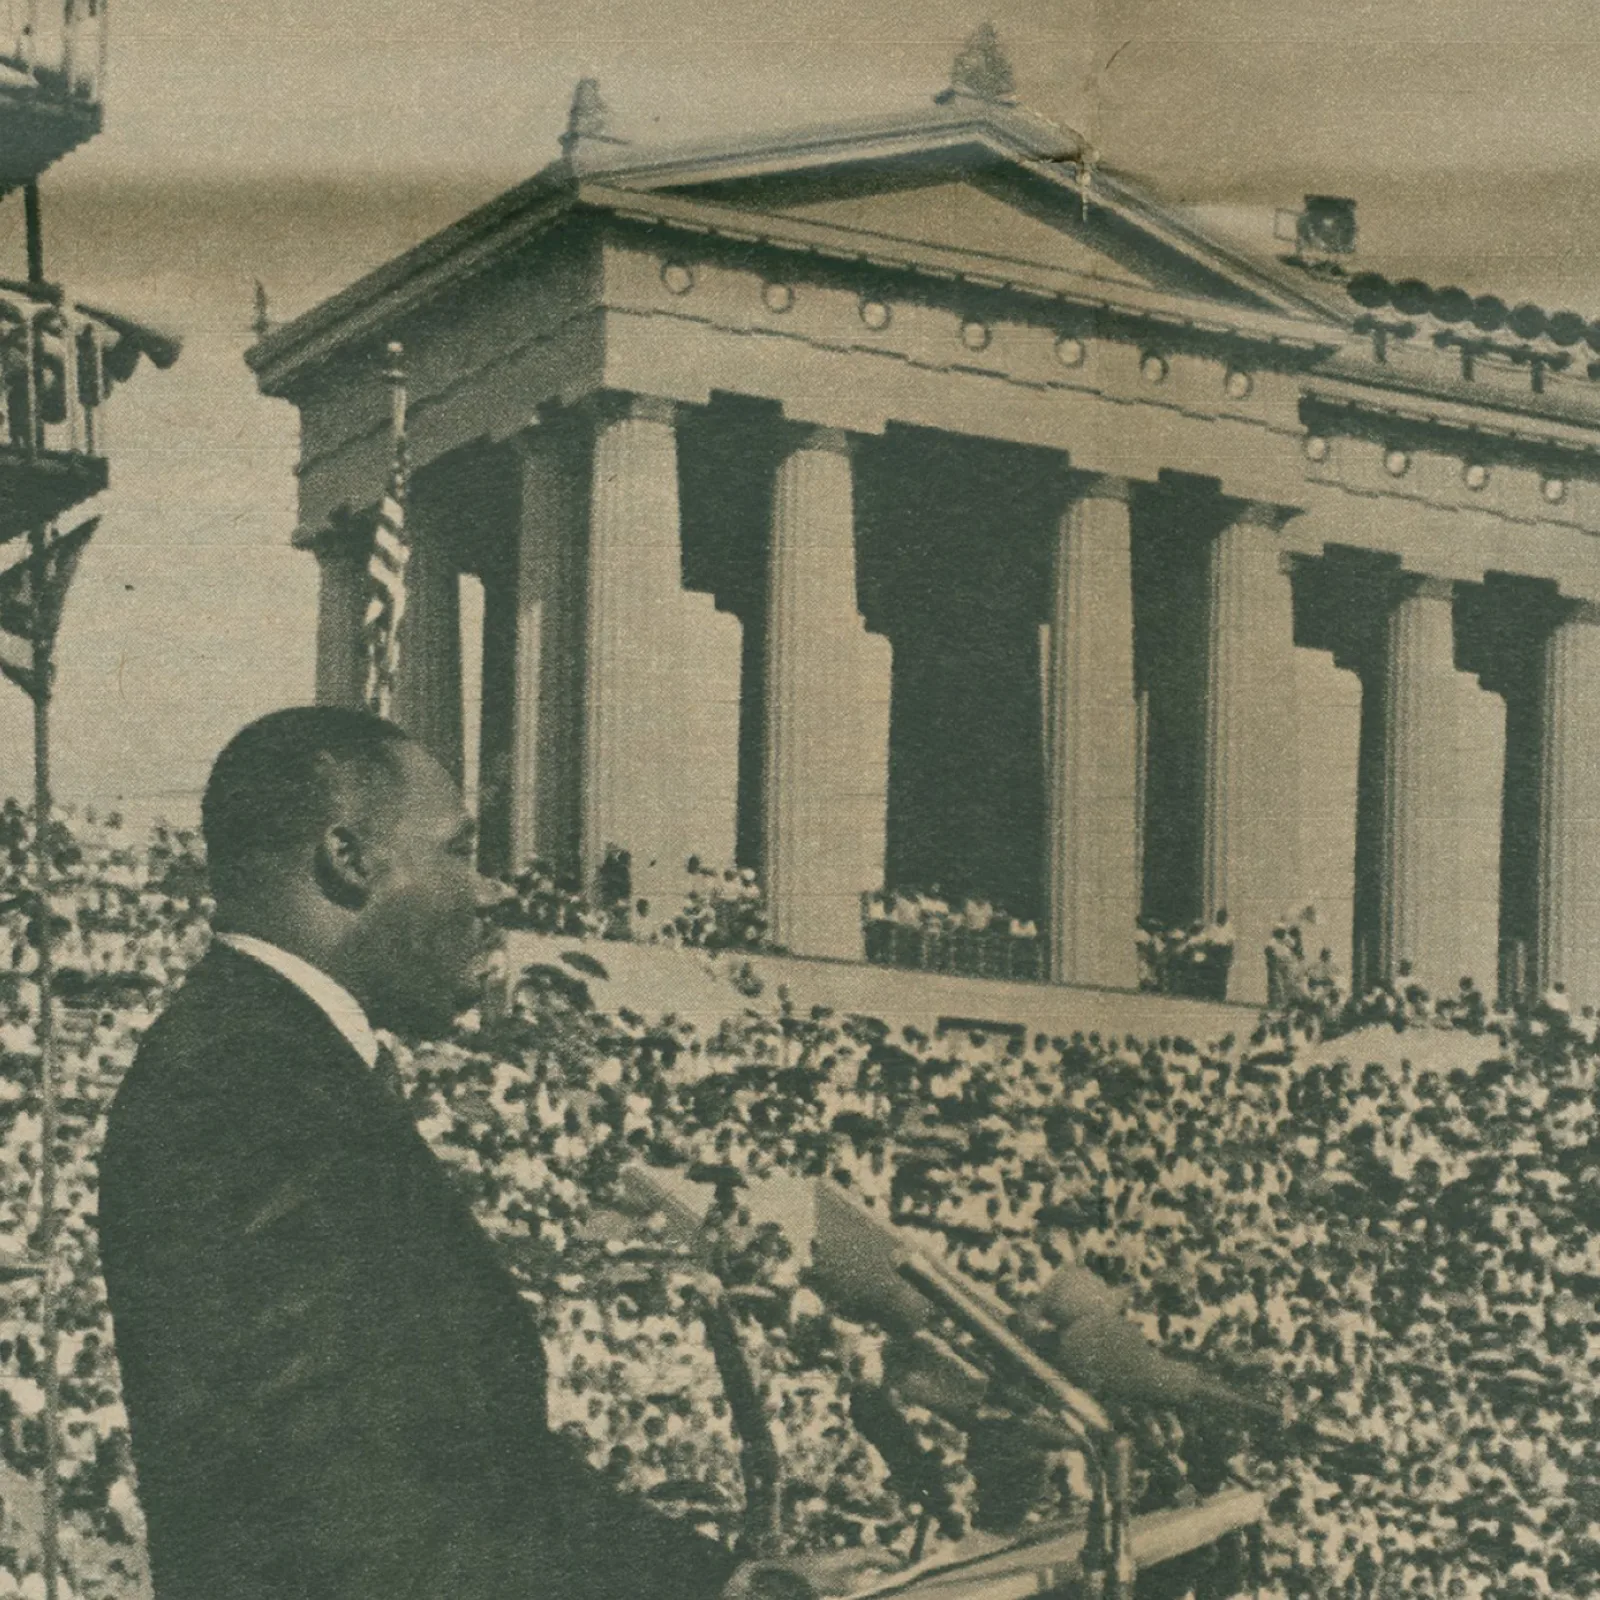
top-left (310, 389), bottom-right (1600, 1008)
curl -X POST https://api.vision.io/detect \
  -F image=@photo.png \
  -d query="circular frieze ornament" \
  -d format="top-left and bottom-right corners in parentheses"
top-left (1543, 475), bottom-right (1568, 504)
top-left (660, 262), bottom-right (695, 296)
top-left (1055, 335), bottom-right (1087, 368)
top-left (1463, 461), bottom-right (1490, 491)
top-left (1140, 352), bottom-right (1168, 384)
top-left (960, 319), bottom-right (992, 351)
top-left (859, 299), bottom-right (892, 330)
top-left (1303, 435), bottom-right (1330, 463)
top-left (1384, 448), bottom-right (1411, 478)
top-left (762, 282), bottom-right (794, 313)
top-left (1224, 367), bottom-right (1253, 399)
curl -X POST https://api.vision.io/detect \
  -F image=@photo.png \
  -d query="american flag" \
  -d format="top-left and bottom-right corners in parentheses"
top-left (0, 519), bottom-right (99, 704)
top-left (363, 350), bottom-right (409, 718)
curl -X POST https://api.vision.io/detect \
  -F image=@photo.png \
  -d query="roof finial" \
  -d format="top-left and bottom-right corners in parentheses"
top-left (939, 22), bottom-right (1017, 105)
top-left (561, 77), bottom-right (628, 157)
top-left (251, 281), bottom-right (272, 340)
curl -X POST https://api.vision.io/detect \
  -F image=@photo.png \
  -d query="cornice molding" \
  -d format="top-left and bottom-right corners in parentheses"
top-left (247, 178), bottom-right (579, 396)
top-left (1302, 378), bottom-right (1600, 462)
top-left (566, 102), bottom-right (1084, 186)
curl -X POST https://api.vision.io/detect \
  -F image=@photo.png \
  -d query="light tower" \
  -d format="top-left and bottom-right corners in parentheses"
top-left (0, 10), bottom-right (177, 1600)
top-left (1, 2), bottom-right (177, 538)
top-left (0, 0), bottom-right (106, 195)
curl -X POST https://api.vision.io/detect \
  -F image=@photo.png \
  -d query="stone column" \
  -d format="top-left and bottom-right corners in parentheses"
top-left (1202, 509), bottom-right (1300, 1004)
top-left (582, 394), bottom-right (741, 919)
top-left (1452, 671), bottom-right (1505, 1000)
top-left (1376, 578), bottom-right (1465, 992)
top-left (1293, 646), bottom-right (1362, 984)
top-left (391, 508), bottom-right (464, 783)
top-left (312, 528), bottom-right (365, 708)
top-left (1044, 478), bottom-right (1140, 989)
top-left (1538, 612), bottom-right (1600, 1004)
top-left (763, 426), bottom-right (892, 960)
top-left (503, 424), bottom-right (583, 873)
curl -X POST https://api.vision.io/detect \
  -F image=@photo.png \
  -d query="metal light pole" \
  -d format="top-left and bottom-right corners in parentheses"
top-left (30, 517), bottom-right (62, 1600)
top-left (24, 181), bottom-right (62, 1600)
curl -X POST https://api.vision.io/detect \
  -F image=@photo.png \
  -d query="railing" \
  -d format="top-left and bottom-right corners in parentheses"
top-left (864, 892), bottom-right (1046, 982)
top-left (0, 280), bottom-right (165, 462)
top-left (865, 917), bottom-right (1046, 982)
top-left (0, 284), bottom-right (109, 459)
top-left (0, 0), bottom-right (107, 106)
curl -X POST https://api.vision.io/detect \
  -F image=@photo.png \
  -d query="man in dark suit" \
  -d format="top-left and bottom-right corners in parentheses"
top-left (98, 707), bottom-right (859, 1600)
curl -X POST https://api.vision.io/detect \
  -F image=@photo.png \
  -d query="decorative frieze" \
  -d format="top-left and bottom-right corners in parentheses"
top-left (1298, 425), bottom-right (1600, 537)
top-left (617, 237), bottom-right (1303, 428)
top-left (1298, 390), bottom-right (1600, 529)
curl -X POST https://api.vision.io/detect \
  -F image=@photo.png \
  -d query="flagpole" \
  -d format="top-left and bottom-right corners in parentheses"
top-left (384, 341), bottom-right (407, 723)
top-left (30, 518), bottom-right (61, 1600)
top-left (386, 339), bottom-right (407, 455)
top-left (365, 342), bottom-right (408, 720)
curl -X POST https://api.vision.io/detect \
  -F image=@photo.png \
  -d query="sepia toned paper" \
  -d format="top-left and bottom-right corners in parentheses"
top-left (4, 3), bottom-right (1599, 1597)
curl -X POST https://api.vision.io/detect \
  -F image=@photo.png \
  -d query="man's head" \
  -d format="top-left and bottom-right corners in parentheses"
top-left (202, 706), bottom-right (489, 1036)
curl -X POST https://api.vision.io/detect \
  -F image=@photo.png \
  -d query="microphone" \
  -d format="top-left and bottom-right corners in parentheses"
top-left (1025, 1264), bottom-right (1283, 1425)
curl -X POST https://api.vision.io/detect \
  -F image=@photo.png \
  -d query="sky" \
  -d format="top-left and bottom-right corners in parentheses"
top-left (5, 0), bottom-right (1600, 819)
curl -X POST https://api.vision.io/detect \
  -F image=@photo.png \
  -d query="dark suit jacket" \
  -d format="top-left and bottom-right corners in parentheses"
top-left (99, 943), bottom-right (740, 1600)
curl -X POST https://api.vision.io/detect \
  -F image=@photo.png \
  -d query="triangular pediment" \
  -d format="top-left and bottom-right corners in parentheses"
top-left (666, 161), bottom-right (1270, 308)
top-left (578, 109), bottom-right (1346, 326)
top-left (754, 179), bottom-right (1140, 287)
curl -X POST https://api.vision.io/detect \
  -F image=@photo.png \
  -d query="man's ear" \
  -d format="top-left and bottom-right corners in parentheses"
top-left (313, 823), bottom-right (371, 912)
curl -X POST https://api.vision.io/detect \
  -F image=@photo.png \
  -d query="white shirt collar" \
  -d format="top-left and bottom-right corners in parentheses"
top-left (215, 932), bottom-right (381, 1069)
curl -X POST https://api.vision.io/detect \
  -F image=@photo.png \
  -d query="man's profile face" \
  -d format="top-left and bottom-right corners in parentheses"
top-left (349, 740), bottom-right (488, 1037)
